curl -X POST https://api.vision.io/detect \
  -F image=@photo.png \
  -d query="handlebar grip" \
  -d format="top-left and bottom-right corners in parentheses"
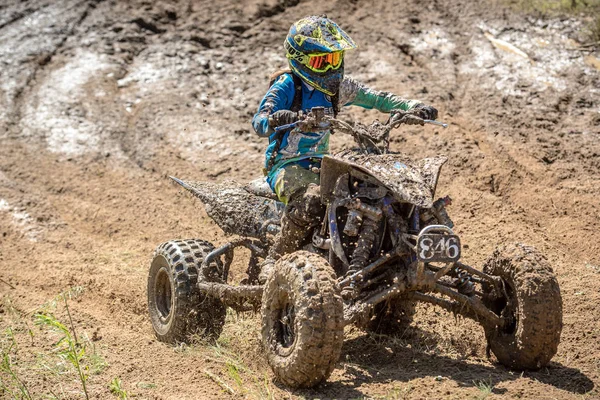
top-left (274, 122), bottom-right (298, 132)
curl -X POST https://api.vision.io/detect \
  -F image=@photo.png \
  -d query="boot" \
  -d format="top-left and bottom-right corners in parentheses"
top-left (258, 184), bottom-right (325, 284)
top-left (258, 214), bottom-right (309, 284)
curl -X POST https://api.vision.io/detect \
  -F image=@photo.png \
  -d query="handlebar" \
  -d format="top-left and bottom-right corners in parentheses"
top-left (274, 122), bottom-right (299, 132)
top-left (275, 108), bottom-right (448, 133)
top-left (273, 107), bottom-right (448, 154)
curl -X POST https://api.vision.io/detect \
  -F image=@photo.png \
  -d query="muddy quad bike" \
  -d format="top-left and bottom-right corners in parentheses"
top-left (147, 107), bottom-right (563, 388)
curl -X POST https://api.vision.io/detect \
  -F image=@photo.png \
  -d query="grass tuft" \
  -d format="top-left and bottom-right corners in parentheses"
top-left (109, 377), bottom-right (129, 399)
top-left (473, 379), bottom-right (494, 399)
top-left (0, 327), bottom-right (32, 400)
top-left (34, 296), bottom-right (89, 400)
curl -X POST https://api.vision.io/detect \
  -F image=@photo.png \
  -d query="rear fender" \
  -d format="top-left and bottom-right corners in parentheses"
top-left (170, 177), bottom-right (284, 239)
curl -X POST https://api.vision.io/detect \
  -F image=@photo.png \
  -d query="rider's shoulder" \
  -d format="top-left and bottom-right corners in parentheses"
top-left (269, 70), bottom-right (295, 89)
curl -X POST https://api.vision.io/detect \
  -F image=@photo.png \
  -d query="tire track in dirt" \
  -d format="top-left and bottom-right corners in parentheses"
top-left (0, 1), bottom-right (53, 30)
top-left (1, 0), bottom-right (99, 139)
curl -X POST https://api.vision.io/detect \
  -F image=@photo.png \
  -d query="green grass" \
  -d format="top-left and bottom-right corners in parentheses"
top-left (164, 310), bottom-right (277, 399)
top-left (136, 381), bottom-right (157, 389)
top-left (0, 287), bottom-right (112, 398)
top-left (109, 377), bottom-right (129, 399)
top-left (35, 309), bottom-right (90, 400)
top-left (33, 287), bottom-right (94, 399)
top-left (0, 327), bottom-right (32, 400)
top-left (192, 311), bottom-right (279, 399)
top-left (473, 379), bottom-right (494, 400)
top-left (88, 344), bottom-right (109, 375)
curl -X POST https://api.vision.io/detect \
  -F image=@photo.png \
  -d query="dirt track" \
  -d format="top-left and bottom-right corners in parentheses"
top-left (0, 0), bottom-right (599, 398)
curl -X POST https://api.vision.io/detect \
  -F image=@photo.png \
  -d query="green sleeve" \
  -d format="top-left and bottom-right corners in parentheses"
top-left (352, 88), bottom-right (422, 112)
top-left (339, 77), bottom-right (422, 113)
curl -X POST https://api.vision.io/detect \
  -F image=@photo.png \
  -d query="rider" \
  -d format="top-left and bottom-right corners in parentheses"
top-left (252, 15), bottom-right (438, 278)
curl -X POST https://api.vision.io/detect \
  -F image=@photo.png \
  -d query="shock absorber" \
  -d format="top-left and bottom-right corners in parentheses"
top-left (347, 217), bottom-right (379, 274)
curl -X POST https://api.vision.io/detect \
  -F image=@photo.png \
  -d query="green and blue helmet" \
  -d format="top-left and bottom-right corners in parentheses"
top-left (284, 15), bottom-right (357, 96)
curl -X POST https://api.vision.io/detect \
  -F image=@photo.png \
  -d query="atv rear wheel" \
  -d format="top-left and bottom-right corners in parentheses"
top-left (482, 243), bottom-right (562, 370)
top-left (261, 251), bottom-right (344, 388)
top-left (147, 239), bottom-right (226, 344)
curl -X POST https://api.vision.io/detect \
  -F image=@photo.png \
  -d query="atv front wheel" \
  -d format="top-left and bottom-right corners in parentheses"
top-left (261, 251), bottom-right (344, 388)
top-left (482, 243), bottom-right (562, 370)
top-left (147, 239), bottom-right (226, 344)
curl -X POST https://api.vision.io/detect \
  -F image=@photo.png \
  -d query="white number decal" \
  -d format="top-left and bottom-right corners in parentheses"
top-left (446, 237), bottom-right (460, 259)
top-left (418, 235), bottom-right (460, 261)
top-left (419, 237), bottom-right (435, 260)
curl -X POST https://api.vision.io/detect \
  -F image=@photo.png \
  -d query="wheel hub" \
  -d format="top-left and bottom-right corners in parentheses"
top-left (154, 268), bottom-right (173, 323)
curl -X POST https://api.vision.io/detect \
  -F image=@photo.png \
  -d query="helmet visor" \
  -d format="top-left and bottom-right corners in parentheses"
top-left (306, 51), bottom-right (343, 73)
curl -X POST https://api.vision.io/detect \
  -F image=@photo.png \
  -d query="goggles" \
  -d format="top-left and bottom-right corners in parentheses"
top-left (305, 51), bottom-right (344, 73)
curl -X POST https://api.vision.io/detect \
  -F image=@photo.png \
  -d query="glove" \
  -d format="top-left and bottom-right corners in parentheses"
top-left (268, 110), bottom-right (299, 127)
top-left (404, 114), bottom-right (425, 126)
top-left (390, 109), bottom-right (424, 126)
top-left (413, 104), bottom-right (438, 120)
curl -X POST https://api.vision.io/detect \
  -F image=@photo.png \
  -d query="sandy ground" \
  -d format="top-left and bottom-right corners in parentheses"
top-left (0, 0), bottom-right (599, 398)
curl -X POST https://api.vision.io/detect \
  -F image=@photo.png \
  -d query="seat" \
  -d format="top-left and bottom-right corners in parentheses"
top-left (244, 177), bottom-right (278, 200)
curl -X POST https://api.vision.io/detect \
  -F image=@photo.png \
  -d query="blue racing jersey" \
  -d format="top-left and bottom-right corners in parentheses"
top-left (252, 72), bottom-right (422, 185)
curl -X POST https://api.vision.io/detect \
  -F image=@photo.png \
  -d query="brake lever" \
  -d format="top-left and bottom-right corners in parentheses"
top-left (424, 120), bottom-right (448, 128)
top-left (390, 112), bottom-right (449, 129)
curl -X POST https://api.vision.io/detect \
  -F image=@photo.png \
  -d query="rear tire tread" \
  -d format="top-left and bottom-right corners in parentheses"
top-left (148, 239), bottom-right (226, 344)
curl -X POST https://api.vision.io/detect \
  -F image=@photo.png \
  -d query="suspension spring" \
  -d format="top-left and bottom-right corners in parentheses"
top-left (348, 217), bottom-right (379, 274)
top-left (454, 266), bottom-right (475, 295)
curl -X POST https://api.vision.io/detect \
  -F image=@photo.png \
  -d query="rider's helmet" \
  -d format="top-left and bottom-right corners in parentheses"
top-left (284, 15), bottom-right (357, 96)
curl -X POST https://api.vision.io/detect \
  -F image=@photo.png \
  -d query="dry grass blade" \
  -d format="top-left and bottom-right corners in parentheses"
top-left (204, 369), bottom-right (236, 395)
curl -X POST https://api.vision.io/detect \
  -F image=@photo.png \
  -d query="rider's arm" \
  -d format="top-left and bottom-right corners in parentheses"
top-left (252, 74), bottom-right (295, 138)
top-left (338, 77), bottom-right (422, 113)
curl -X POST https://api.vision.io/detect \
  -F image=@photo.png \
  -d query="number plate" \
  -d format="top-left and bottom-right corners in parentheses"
top-left (417, 234), bottom-right (461, 262)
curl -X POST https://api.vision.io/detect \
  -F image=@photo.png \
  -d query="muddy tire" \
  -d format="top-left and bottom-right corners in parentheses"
top-left (147, 239), bottom-right (226, 344)
top-left (261, 251), bottom-right (344, 388)
top-left (366, 298), bottom-right (416, 335)
top-left (482, 243), bottom-right (562, 370)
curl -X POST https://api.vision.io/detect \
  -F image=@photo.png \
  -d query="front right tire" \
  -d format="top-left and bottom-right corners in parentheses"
top-left (261, 251), bottom-right (344, 388)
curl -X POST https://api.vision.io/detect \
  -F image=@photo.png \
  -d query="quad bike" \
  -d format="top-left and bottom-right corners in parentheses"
top-left (147, 107), bottom-right (563, 388)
